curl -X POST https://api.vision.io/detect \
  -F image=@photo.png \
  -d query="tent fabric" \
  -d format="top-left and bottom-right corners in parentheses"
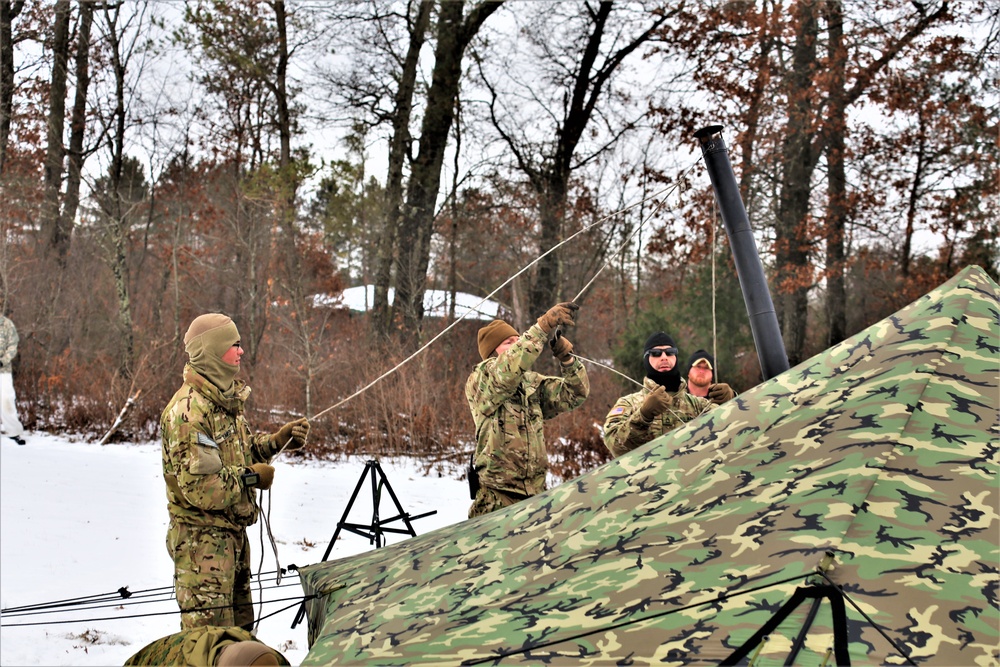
top-left (299, 266), bottom-right (999, 666)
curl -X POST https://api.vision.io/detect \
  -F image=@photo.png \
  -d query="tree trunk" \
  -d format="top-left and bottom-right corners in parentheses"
top-left (530, 179), bottom-right (568, 317)
top-left (448, 103), bottom-right (461, 321)
top-left (273, 1), bottom-right (291, 170)
top-left (43, 0), bottom-right (71, 262)
top-left (272, 0), bottom-right (301, 279)
top-left (737, 1), bottom-right (774, 208)
top-left (529, 1), bottom-right (614, 318)
top-left (393, 0), bottom-right (502, 343)
top-left (0, 0), bottom-right (24, 173)
top-left (61, 2), bottom-right (92, 241)
top-left (104, 3), bottom-right (134, 379)
top-left (824, 0), bottom-right (847, 347)
top-left (371, 0), bottom-right (432, 338)
top-left (500, 1), bottom-right (670, 318)
top-left (774, 0), bottom-right (818, 366)
top-left (901, 112), bottom-right (928, 280)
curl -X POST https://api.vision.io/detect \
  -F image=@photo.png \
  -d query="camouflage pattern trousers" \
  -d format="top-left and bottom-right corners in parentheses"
top-left (166, 520), bottom-right (253, 631)
top-left (468, 486), bottom-right (531, 519)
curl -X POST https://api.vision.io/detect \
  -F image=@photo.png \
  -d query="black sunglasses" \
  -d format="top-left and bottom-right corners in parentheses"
top-left (646, 347), bottom-right (677, 358)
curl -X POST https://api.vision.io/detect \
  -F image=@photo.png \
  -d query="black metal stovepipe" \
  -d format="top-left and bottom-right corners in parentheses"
top-left (695, 125), bottom-right (790, 381)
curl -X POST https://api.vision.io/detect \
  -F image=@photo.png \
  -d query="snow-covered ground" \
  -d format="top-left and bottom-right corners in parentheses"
top-left (0, 432), bottom-right (468, 665)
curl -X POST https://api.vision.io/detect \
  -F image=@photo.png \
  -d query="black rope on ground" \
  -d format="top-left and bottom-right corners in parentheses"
top-left (460, 573), bottom-right (812, 666)
top-left (0, 594), bottom-right (319, 628)
top-left (0, 569), bottom-right (301, 616)
top-left (0, 586), bottom-right (163, 613)
top-left (1, 579), bottom-right (306, 618)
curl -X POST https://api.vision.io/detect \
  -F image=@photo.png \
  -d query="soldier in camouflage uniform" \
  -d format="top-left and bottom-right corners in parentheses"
top-left (466, 302), bottom-right (590, 518)
top-left (162, 313), bottom-right (310, 630)
top-left (603, 332), bottom-right (733, 457)
top-left (123, 625), bottom-right (290, 666)
top-left (0, 313), bottom-right (25, 445)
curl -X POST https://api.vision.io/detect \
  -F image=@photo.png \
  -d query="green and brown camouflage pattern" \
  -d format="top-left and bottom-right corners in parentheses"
top-left (162, 365), bottom-right (282, 629)
top-left (123, 625), bottom-right (290, 666)
top-left (466, 322), bottom-right (589, 503)
top-left (167, 522), bottom-right (254, 630)
top-left (299, 266), bottom-right (999, 666)
top-left (161, 365), bottom-right (281, 531)
top-left (603, 377), bottom-right (714, 457)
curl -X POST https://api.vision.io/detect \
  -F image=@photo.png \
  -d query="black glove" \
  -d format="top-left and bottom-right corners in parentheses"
top-left (549, 332), bottom-right (575, 363)
top-left (536, 302), bottom-right (579, 333)
top-left (707, 383), bottom-right (735, 404)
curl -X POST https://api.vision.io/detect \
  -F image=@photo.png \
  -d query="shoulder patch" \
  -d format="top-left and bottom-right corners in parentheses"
top-left (610, 406), bottom-right (625, 416)
top-left (196, 432), bottom-right (219, 449)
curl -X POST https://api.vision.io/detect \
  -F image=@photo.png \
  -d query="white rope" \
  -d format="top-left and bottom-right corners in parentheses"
top-left (570, 168), bottom-right (692, 303)
top-left (303, 162), bottom-right (699, 425)
top-left (570, 353), bottom-right (643, 387)
top-left (712, 193), bottom-right (719, 381)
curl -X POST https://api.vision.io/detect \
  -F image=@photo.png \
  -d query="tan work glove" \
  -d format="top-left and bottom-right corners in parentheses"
top-left (247, 463), bottom-right (275, 490)
top-left (536, 302), bottom-right (579, 334)
top-left (639, 384), bottom-right (672, 422)
top-left (275, 418), bottom-right (310, 451)
top-left (707, 383), bottom-right (735, 405)
top-left (549, 333), bottom-right (575, 364)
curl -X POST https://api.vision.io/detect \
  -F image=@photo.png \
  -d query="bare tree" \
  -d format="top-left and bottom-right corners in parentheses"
top-left (391, 0), bottom-right (503, 343)
top-left (60, 0), bottom-right (92, 248)
top-left (477, 1), bottom-right (677, 317)
top-left (370, 0), bottom-right (432, 337)
top-left (41, 0), bottom-right (70, 261)
top-left (90, 0), bottom-right (155, 379)
top-left (0, 0), bottom-right (25, 172)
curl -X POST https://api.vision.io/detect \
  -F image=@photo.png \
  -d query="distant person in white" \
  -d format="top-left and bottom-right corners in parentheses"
top-left (0, 313), bottom-right (25, 445)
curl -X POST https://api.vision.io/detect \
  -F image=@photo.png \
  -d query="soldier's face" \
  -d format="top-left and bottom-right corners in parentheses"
top-left (647, 346), bottom-right (676, 371)
top-left (494, 335), bottom-right (519, 357)
top-left (221, 342), bottom-right (244, 366)
top-left (688, 360), bottom-right (713, 387)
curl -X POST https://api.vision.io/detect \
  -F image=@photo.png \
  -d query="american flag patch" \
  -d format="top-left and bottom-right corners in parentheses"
top-left (610, 406), bottom-right (625, 416)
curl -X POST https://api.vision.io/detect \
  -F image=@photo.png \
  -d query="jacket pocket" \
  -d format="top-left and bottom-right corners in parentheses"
top-left (190, 433), bottom-right (223, 475)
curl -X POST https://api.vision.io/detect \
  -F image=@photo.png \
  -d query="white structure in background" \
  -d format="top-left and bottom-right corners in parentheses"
top-left (317, 286), bottom-right (503, 321)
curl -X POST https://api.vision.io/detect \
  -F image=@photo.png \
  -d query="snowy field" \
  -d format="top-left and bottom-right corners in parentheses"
top-left (0, 432), bottom-right (469, 665)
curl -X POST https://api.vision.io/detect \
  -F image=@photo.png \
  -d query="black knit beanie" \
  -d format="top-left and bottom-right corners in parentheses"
top-left (685, 349), bottom-right (715, 382)
top-left (643, 331), bottom-right (676, 353)
top-left (643, 331), bottom-right (681, 391)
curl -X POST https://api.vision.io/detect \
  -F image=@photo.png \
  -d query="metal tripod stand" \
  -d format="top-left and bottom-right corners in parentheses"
top-left (291, 458), bottom-right (437, 628)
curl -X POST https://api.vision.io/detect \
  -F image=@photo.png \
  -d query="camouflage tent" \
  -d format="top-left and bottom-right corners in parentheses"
top-left (299, 266), bottom-right (999, 666)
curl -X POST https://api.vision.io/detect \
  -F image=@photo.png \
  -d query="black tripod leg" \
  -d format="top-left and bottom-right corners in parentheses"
top-left (373, 461), bottom-right (419, 538)
top-left (321, 460), bottom-right (375, 561)
top-left (370, 461), bottom-right (383, 548)
top-left (292, 460), bottom-right (376, 628)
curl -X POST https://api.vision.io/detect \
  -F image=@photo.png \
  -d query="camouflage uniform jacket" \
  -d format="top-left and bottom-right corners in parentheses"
top-left (161, 365), bottom-right (282, 531)
top-left (603, 377), bottom-right (713, 458)
top-left (123, 625), bottom-right (290, 666)
top-left (466, 323), bottom-right (589, 497)
top-left (0, 315), bottom-right (17, 369)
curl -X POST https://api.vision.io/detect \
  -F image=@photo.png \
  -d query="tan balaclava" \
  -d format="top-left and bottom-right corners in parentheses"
top-left (216, 640), bottom-right (282, 666)
top-left (477, 320), bottom-right (519, 360)
top-left (184, 313), bottom-right (241, 392)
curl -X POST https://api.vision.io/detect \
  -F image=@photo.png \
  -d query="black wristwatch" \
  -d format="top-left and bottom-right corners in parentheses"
top-left (241, 468), bottom-right (260, 488)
